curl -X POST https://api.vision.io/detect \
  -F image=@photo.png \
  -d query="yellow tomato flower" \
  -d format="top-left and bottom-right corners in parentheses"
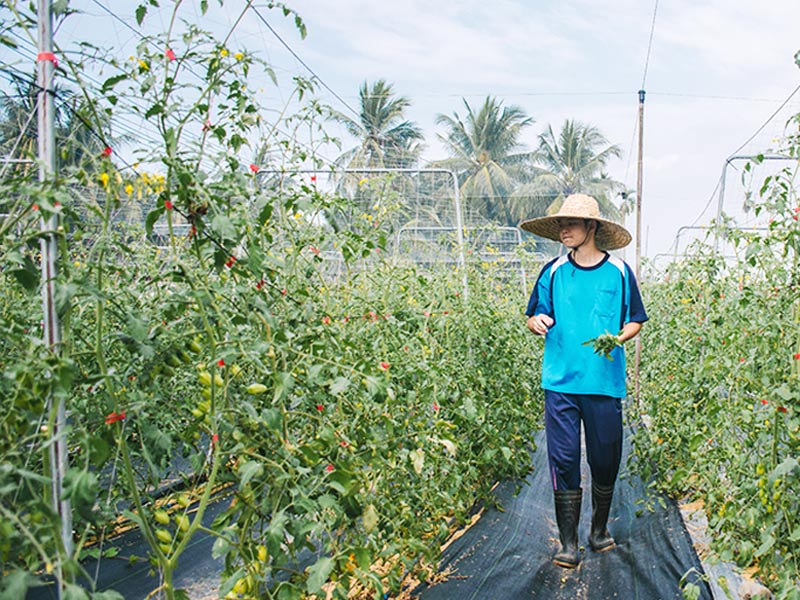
top-left (100, 172), bottom-right (109, 188)
top-left (125, 183), bottom-right (133, 195)
top-left (234, 52), bottom-right (244, 61)
top-left (220, 48), bottom-right (229, 57)
top-left (138, 59), bottom-right (149, 71)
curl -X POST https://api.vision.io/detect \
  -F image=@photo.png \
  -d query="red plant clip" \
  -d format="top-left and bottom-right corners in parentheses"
top-left (105, 411), bottom-right (126, 425)
top-left (37, 52), bottom-right (58, 68)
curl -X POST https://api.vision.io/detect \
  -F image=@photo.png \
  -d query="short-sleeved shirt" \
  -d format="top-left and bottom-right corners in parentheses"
top-left (525, 252), bottom-right (648, 398)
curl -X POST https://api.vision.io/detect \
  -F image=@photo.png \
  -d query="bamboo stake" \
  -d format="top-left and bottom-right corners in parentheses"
top-left (634, 89), bottom-right (645, 411)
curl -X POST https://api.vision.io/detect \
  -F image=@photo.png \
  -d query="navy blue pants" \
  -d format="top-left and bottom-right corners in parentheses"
top-left (544, 390), bottom-right (623, 491)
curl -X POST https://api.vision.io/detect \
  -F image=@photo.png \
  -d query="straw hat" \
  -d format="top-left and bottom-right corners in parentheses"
top-left (518, 193), bottom-right (632, 250)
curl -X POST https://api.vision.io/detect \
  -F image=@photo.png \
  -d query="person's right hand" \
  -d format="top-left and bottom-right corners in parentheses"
top-left (527, 314), bottom-right (554, 336)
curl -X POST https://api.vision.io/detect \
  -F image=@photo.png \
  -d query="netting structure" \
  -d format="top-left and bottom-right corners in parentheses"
top-left (650, 97), bottom-right (800, 273)
top-left (249, 168), bottom-right (536, 296)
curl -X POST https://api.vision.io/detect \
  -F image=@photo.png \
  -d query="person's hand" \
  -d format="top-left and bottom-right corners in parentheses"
top-left (527, 314), bottom-right (554, 336)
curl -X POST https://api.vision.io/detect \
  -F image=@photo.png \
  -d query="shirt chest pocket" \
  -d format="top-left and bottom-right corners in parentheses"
top-left (592, 287), bottom-right (620, 321)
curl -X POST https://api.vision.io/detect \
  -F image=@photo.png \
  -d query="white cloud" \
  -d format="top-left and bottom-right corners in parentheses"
top-left (285, 0), bottom-right (579, 91)
top-left (654, 0), bottom-right (800, 74)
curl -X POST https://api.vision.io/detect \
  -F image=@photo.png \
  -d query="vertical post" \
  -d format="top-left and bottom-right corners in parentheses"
top-left (448, 169), bottom-right (469, 302)
top-left (37, 0), bottom-right (72, 592)
top-left (714, 158), bottom-right (729, 251)
top-left (634, 89), bottom-right (645, 410)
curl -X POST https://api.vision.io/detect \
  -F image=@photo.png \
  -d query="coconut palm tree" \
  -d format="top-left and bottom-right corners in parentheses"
top-left (325, 80), bottom-right (424, 233)
top-left (520, 119), bottom-right (625, 220)
top-left (327, 79), bottom-right (424, 170)
top-left (56, 96), bottom-right (110, 173)
top-left (0, 78), bottom-right (108, 175)
top-left (432, 96), bottom-right (534, 226)
top-left (0, 79), bottom-right (51, 175)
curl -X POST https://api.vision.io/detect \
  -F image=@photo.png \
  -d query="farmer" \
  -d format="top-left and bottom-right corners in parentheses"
top-left (519, 193), bottom-right (648, 569)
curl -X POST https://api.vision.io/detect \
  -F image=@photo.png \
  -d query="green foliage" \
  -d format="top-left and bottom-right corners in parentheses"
top-left (583, 332), bottom-right (622, 361)
top-left (0, 3), bottom-right (542, 598)
top-left (636, 162), bottom-right (800, 597)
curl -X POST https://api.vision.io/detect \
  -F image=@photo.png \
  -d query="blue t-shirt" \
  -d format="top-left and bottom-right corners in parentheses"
top-left (525, 252), bottom-right (648, 397)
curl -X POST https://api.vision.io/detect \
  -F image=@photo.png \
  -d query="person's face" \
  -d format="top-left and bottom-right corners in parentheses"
top-left (557, 218), bottom-right (591, 248)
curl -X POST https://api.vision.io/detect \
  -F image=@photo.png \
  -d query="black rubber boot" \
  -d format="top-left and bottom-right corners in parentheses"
top-left (553, 488), bottom-right (582, 568)
top-left (588, 482), bottom-right (616, 552)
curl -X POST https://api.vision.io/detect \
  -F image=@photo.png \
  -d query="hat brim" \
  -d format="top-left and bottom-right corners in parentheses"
top-left (519, 215), bottom-right (632, 250)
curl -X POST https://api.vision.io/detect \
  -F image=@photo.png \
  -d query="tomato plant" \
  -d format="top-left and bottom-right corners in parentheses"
top-left (636, 154), bottom-right (800, 598)
top-left (0, 3), bottom-right (542, 598)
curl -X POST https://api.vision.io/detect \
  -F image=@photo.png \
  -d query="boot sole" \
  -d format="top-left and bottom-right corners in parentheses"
top-left (552, 557), bottom-right (580, 568)
top-left (589, 541), bottom-right (616, 553)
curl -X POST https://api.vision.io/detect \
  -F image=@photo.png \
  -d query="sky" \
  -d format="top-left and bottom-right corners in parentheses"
top-left (258, 0), bottom-right (800, 261)
top-left (6, 0), bottom-right (800, 261)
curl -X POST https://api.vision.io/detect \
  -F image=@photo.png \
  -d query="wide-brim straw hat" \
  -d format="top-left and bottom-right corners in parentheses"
top-left (518, 193), bottom-right (632, 250)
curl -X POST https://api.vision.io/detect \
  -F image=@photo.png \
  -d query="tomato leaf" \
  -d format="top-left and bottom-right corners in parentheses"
top-left (329, 376), bottom-right (350, 396)
top-left (238, 460), bottom-right (263, 487)
top-left (306, 557), bottom-right (334, 594)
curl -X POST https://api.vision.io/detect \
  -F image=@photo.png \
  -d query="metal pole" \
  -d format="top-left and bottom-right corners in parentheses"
top-left (37, 0), bottom-right (72, 592)
top-left (634, 89), bottom-right (645, 410)
top-left (714, 154), bottom-right (793, 251)
top-left (714, 160), bottom-right (728, 251)
top-left (448, 170), bottom-right (469, 302)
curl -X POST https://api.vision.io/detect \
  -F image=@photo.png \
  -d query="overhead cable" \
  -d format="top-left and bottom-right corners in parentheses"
top-left (727, 83), bottom-right (800, 158)
top-left (686, 83), bottom-right (800, 229)
top-left (249, 5), bottom-right (363, 123)
top-left (640, 0), bottom-right (659, 89)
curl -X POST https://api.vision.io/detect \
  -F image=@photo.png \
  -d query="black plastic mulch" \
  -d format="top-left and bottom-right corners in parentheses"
top-left (27, 496), bottom-right (228, 600)
top-left (27, 429), bottom-right (713, 600)
top-left (413, 429), bottom-right (713, 600)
